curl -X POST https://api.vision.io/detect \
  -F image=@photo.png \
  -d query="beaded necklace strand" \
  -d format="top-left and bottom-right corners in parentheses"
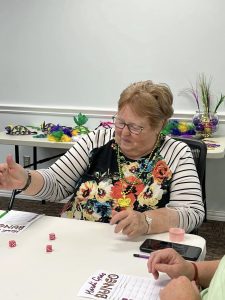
top-left (116, 134), bottom-right (161, 208)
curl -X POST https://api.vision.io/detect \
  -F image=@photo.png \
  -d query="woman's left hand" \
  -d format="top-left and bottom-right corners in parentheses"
top-left (110, 209), bottom-right (148, 238)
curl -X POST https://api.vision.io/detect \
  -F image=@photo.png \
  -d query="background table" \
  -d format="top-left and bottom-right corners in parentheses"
top-left (0, 215), bottom-right (206, 300)
top-left (204, 136), bottom-right (225, 159)
top-left (1, 132), bottom-right (225, 165)
top-left (0, 131), bottom-right (74, 169)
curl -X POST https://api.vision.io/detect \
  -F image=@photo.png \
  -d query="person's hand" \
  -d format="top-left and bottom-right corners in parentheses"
top-left (110, 209), bottom-right (147, 238)
top-left (159, 276), bottom-right (201, 300)
top-left (0, 154), bottom-right (27, 190)
top-left (148, 248), bottom-right (194, 280)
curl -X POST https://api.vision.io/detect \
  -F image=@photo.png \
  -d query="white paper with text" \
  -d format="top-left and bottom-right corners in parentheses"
top-left (0, 210), bottom-right (43, 234)
top-left (78, 270), bottom-right (169, 300)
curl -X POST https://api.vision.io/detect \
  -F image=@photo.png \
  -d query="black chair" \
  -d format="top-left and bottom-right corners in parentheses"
top-left (173, 136), bottom-right (207, 221)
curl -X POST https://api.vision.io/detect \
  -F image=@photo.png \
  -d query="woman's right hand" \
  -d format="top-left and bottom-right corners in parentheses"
top-left (159, 276), bottom-right (201, 300)
top-left (0, 154), bottom-right (27, 190)
top-left (147, 248), bottom-right (194, 280)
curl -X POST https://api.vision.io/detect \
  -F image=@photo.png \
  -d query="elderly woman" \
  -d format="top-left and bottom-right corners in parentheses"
top-left (0, 80), bottom-right (204, 237)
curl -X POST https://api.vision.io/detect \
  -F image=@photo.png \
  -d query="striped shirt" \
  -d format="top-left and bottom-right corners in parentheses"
top-left (36, 128), bottom-right (204, 232)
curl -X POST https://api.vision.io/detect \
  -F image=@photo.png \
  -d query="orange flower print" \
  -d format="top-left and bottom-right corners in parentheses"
top-left (152, 160), bottom-right (172, 184)
top-left (111, 176), bottom-right (144, 208)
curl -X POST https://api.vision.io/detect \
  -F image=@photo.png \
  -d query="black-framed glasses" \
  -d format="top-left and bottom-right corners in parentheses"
top-left (112, 116), bottom-right (144, 135)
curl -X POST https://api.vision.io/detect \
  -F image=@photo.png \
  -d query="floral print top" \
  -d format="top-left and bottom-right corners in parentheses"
top-left (61, 136), bottom-right (173, 222)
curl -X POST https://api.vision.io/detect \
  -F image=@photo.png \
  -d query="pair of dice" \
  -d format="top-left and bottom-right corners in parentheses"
top-left (46, 233), bottom-right (56, 252)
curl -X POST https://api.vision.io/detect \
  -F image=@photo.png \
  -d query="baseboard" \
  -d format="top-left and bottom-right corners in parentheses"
top-left (207, 210), bottom-right (225, 222)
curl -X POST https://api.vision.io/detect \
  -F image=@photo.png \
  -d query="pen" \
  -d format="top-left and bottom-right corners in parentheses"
top-left (133, 253), bottom-right (150, 259)
top-left (0, 211), bottom-right (8, 218)
top-left (7, 189), bottom-right (21, 211)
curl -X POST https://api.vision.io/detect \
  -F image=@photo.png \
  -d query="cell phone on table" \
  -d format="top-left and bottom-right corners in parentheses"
top-left (139, 238), bottom-right (202, 261)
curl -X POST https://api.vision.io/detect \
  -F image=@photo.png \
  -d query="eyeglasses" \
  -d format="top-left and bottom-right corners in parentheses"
top-left (112, 116), bottom-right (144, 135)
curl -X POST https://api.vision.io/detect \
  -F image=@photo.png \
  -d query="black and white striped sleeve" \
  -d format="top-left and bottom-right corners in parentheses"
top-left (34, 128), bottom-right (115, 202)
top-left (162, 138), bottom-right (205, 232)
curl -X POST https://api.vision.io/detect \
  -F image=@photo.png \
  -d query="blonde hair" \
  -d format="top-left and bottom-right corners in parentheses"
top-left (118, 80), bottom-right (174, 129)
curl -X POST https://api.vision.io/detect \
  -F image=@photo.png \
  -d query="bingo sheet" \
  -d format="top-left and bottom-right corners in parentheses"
top-left (0, 210), bottom-right (43, 234)
top-left (78, 270), bottom-right (169, 300)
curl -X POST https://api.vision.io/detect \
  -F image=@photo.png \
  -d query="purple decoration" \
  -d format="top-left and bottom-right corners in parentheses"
top-left (192, 112), bottom-right (219, 138)
top-left (50, 124), bottom-right (61, 132)
top-left (187, 129), bottom-right (196, 135)
top-left (192, 116), bottom-right (201, 126)
top-left (210, 117), bottom-right (219, 126)
top-left (195, 123), bottom-right (204, 131)
top-left (171, 128), bottom-right (181, 135)
top-left (63, 127), bottom-right (72, 137)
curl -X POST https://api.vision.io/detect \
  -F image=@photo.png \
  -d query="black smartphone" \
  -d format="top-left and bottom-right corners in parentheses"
top-left (139, 238), bottom-right (202, 261)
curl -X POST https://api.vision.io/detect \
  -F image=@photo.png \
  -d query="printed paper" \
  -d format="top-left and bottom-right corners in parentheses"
top-left (0, 210), bottom-right (43, 234)
top-left (78, 270), bottom-right (169, 300)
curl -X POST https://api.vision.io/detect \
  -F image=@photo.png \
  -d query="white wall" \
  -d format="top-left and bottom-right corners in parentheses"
top-left (1, 0), bottom-right (225, 220)
top-left (1, 0), bottom-right (225, 112)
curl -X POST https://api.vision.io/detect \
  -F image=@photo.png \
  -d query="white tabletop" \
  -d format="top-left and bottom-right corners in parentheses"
top-left (0, 131), bottom-right (74, 149)
top-left (0, 214), bottom-right (206, 300)
top-left (204, 136), bottom-right (225, 159)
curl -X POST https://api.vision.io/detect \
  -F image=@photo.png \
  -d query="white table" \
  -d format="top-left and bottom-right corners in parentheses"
top-left (0, 131), bottom-right (74, 169)
top-left (0, 131), bottom-right (75, 148)
top-left (1, 132), bottom-right (224, 164)
top-left (203, 136), bottom-right (225, 159)
top-left (0, 214), bottom-right (206, 300)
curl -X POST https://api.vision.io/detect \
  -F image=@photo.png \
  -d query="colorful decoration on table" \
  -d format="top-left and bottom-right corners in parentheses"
top-left (192, 112), bottom-right (219, 138)
top-left (40, 121), bottom-right (56, 134)
top-left (31, 122), bottom-right (55, 138)
top-left (95, 121), bottom-right (114, 130)
top-left (5, 125), bottom-right (37, 135)
top-left (33, 133), bottom-right (47, 138)
top-left (161, 120), bottom-right (196, 137)
top-left (73, 113), bottom-right (90, 134)
top-left (203, 139), bottom-right (221, 150)
top-left (47, 124), bottom-right (73, 142)
top-left (182, 73), bottom-right (225, 138)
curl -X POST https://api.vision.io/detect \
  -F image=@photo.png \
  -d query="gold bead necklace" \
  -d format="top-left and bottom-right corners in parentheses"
top-left (116, 134), bottom-right (161, 209)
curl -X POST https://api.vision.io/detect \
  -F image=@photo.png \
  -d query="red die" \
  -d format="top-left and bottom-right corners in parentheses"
top-left (49, 233), bottom-right (56, 240)
top-left (46, 244), bottom-right (53, 252)
top-left (9, 240), bottom-right (16, 247)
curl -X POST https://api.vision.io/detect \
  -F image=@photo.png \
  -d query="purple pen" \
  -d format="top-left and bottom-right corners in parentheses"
top-left (133, 253), bottom-right (150, 259)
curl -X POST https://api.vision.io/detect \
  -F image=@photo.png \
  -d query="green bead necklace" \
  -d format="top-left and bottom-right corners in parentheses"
top-left (116, 134), bottom-right (161, 208)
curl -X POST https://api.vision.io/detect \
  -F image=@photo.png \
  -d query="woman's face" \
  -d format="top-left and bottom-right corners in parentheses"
top-left (115, 105), bottom-right (162, 159)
